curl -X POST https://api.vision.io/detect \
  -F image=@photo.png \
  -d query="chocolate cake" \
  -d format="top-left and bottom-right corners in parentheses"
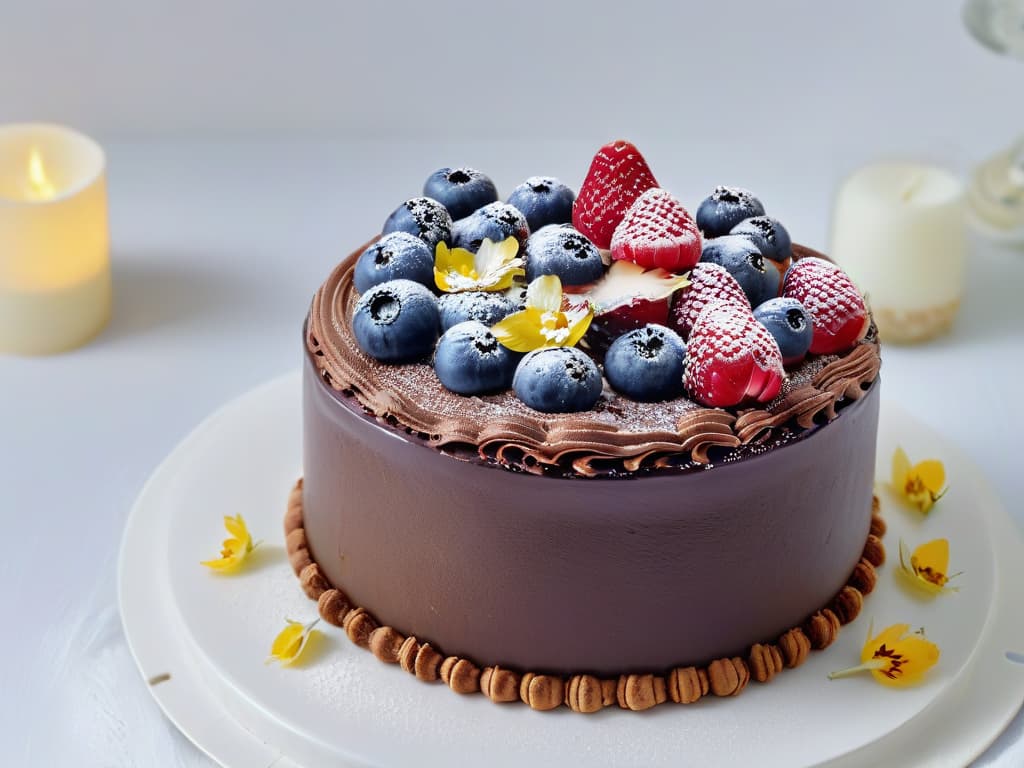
top-left (285, 142), bottom-right (884, 712)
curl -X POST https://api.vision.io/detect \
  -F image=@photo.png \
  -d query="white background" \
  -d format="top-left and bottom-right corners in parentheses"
top-left (1, 1), bottom-right (1023, 766)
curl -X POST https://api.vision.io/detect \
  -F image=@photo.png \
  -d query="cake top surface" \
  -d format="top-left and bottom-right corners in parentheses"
top-left (306, 141), bottom-right (880, 477)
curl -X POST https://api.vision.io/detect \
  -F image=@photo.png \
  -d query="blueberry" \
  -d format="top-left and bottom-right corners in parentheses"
top-left (695, 186), bottom-right (766, 238)
top-left (423, 168), bottom-right (498, 221)
top-left (730, 216), bottom-right (792, 262)
top-left (434, 321), bottom-right (518, 395)
top-left (753, 298), bottom-right (814, 365)
top-left (382, 197), bottom-right (452, 251)
top-left (352, 279), bottom-right (440, 363)
top-left (504, 282), bottom-right (529, 309)
top-left (524, 224), bottom-right (604, 286)
top-left (438, 291), bottom-right (517, 331)
top-left (700, 235), bottom-right (780, 307)
top-left (451, 202), bottom-right (530, 253)
top-left (603, 324), bottom-right (686, 402)
top-left (513, 347), bottom-right (603, 413)
top-left (507, 176), bottom-right (576, 232)
top-left (354, 232), bottom-right (434, 293)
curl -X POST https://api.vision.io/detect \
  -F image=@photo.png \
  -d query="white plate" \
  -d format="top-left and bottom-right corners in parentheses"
top-left (119, 372), bottom-right (1024, 768)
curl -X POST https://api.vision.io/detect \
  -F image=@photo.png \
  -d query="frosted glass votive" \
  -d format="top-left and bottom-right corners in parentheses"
top-left (0, 123), bottom-right (110, 355)
top-left (830, 163), bottom-right (966, 344)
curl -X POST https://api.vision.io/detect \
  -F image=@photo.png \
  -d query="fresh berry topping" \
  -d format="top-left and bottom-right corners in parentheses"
top-left (382, 197), bottom-right (453, 250)
top-left (512, 346), bottom-right (603, 413)
top-left (507, 176), bottom-right (576, 232)
top-left (700, 235), bottom-right (779, 307)
top-left (352, 279), bottom-right (441, 363)
top-left (684, 301), bottom-right (785, 408)
top-left (572, 140), bottom-right (659, 249)
top-left (423, 167), bottom-right (498, 221)
top-left (524, 224), bottom-right (604, 285)
top-left (782, 257), bottom-right (868, 355)
top-left (668, 262), bottom-right (750, 339)
top-left (452, 202), bottom-right (530, 253)
top-left (438, 291), bottom-right (516, 331)
top-left (730, 216), bottom-right (793, 263)
top-left (433, 321), bottom-right (518, 395)
top-left (604, 324), bottom-right (687, 402)
top-left (753, 297), bottom-right (814, 366)
top-left (695, 186), bottom-right (766, 238)
top-left (610, 188), bottom-right (702, 272)
top-left (576, 259), bottom-right (690, 358)
top-left (354, 232), bottom-right (434, 294)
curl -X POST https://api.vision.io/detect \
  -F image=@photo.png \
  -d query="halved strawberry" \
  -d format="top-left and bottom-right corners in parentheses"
top-left (610, 188), bottom-right (702, 272)
top-left (684, 300), bottom-right (785, 408)
top-left (570, 259), bottom-right (689, 359)
top-left (572, 140), bottom-right (659, 250)
top-left (782, 257), bottom-right (869, 355)
top-left (668, 262), bottom-right (750, 340)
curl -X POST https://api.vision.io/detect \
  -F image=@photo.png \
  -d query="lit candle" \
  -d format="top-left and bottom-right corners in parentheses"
top-left (830, 163), bottom-right (967, 344)
top-left (0, 123), bottom-right (110, 355)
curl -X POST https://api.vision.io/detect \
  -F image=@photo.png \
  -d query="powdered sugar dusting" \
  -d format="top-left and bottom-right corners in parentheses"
top-left (670, 262), bottom-right (750, 338)
top-left (610, 188), bottom-right (702, 272)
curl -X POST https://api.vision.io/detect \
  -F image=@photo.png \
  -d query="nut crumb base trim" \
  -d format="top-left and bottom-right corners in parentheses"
top-left (284, 480), bottom-right (887, 713)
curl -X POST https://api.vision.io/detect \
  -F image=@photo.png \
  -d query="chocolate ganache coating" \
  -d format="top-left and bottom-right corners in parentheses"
top-left (300, 242), bottom-right (881, 675)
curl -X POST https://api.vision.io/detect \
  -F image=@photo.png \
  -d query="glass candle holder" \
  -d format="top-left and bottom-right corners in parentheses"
top-left (831, 163), bottom-right (967, 344)
top-left (0, 123), bottom-right (110, 355)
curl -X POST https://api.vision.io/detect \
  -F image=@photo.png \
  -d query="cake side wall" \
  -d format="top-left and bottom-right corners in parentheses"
top-left (302, 352), bottom-right (880, 675)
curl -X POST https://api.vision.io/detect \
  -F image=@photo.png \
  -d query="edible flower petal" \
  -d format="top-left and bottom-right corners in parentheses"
top-left (828, 621), bottom-right (940, 687)
top-left (434, 237), bottom-right (524, 293)
top-left (267, 618), bottom-right (320, 666)
top-left (898, 538), bottom-right (961, 594)
top-left (492, 275), bottom-right (593, 352)
top-left (201, 514), bottom-right (259, 572)
top-left (891, 446), bottom-right (947, 514)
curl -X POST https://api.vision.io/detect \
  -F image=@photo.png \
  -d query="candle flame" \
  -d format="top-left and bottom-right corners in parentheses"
top-left (27, 147), bottom-right (57, 200)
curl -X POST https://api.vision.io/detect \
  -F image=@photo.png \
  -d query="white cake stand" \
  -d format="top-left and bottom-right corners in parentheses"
top-left (119, 372), bottom-right (1024, 768)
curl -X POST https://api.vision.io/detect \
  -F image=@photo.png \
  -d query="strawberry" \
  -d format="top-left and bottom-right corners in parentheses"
top-left (569, 259), bottom-right (689, 359)
top-left (572, 140), bottom-right (659, 250)
top-left (684, 301), bottom-right (785, 408)
top-left (782, 257), bottom-right (869, 355)
top-left (610, 188), bottom-right (702, 272)
top-left (668, 262), bottom-right (750, 340)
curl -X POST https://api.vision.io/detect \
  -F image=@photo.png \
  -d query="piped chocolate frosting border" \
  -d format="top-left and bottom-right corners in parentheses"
top-left (285, 481), bottom-right (887, 713)
top-left (307, 242), bottom-right (881, 478)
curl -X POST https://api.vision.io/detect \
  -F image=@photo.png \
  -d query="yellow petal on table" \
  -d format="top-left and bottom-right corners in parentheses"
top-left (898, 538), bottom-right (961, 594)
top-left (829, 621), bottom-right (941, 687)
top-left (267, 618), bottom-right (320, 667)
top-left (200, 514), bottom-right (257, 572)
top-left (891, 446), bottom-right (948, 514)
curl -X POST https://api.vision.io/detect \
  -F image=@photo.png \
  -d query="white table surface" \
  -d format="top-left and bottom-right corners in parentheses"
top-left (3, 140), bottom-right (1023, 766)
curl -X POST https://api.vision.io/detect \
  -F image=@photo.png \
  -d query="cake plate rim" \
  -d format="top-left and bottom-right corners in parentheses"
top-left (119, 370), bottom-right (1024, 768)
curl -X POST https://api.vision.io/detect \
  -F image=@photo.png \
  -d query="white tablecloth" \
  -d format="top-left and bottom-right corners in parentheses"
top-left (4, 141), bottom-right (1022, 766)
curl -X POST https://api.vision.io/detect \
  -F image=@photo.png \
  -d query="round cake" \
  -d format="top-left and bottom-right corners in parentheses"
top-left (286, 141), bottom-right (884, 711)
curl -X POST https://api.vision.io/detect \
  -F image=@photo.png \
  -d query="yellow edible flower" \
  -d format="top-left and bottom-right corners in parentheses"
top-left (898, 538), bottom-right (961, 595)
top-left (828, 621), bottom-right (940, 687)
top-left (491, 274), bottom-right (593, 352)
top-left (434, 237), bottom-right (525, 293)
top-left (891, 446), bottom-right (947, 514)
top-left (267, 618), bottom-right (320, 667)
top-left (200, 514), bottom-right (259, 572)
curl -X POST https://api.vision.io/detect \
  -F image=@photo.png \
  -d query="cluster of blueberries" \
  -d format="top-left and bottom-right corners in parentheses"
top-left (351, 169), bottom-right (814, 413)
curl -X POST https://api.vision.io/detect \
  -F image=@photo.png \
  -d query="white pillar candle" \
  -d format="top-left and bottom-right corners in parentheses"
top-left (0, 123), bottom-right (110, 355)
top-left (830, 163), bottom-right (967, 344)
